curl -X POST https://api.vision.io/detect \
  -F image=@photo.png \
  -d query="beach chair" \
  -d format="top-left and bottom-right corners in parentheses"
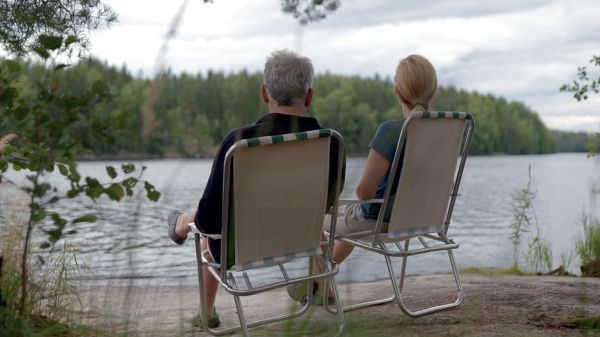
top-left (190, 129), bottom-right (346, 336)
top-left (325, 111), bottom-right (475, 317)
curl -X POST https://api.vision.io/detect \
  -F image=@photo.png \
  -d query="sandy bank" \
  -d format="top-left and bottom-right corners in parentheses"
top-left (74, 274), bottom-right (600, 336)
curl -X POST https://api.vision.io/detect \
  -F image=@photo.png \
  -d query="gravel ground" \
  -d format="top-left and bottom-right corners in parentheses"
top-left (73, 274), bottom-right (600, 336)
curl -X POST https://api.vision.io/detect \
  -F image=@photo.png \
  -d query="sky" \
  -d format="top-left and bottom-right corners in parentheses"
top-left (88, 0), bottom-right (600, 132)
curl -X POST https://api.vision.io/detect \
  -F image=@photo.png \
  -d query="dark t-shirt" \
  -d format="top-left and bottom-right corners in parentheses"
top-left (360, 119), bottom-right (405, 220)
top-left (194, 112), bottom-right (344, 263)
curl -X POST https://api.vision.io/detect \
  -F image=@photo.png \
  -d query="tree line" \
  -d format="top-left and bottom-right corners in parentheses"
top-left (7, 58), bottom-right (592, 156)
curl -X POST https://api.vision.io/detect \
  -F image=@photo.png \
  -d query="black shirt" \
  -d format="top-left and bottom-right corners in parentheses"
top-left (194, 112), bottom-right (344, 263)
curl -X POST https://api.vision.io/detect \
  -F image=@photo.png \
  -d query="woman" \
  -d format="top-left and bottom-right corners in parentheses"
top-left (290, 55), bottom-right (439, 303)
top-left (333, 54), bottom-right (438, 256)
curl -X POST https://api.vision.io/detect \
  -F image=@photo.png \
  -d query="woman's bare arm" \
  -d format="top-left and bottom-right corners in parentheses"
top-left (355, 149), bottom-right (391, 200)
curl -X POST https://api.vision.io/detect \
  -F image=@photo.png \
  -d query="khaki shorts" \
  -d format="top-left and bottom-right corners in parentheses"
top-left (324, 203), bottom-right (383, 236)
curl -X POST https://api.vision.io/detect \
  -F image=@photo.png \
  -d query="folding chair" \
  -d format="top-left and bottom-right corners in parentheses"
top-left (325, 111), bottom-right (475, 317)
top-left (191, 129), bottom-right (346, 336)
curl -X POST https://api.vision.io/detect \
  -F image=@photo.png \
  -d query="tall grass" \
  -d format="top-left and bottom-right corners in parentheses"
top-left (1, 206), bottom-right (85, 336)
top-left (575, 212), bottom-right (600, 276)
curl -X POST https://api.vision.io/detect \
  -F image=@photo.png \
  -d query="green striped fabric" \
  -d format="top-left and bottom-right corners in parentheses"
top-left (240, 129), bottom-right (332, 148)
top-left (414, 111), bottom-right (471, 119)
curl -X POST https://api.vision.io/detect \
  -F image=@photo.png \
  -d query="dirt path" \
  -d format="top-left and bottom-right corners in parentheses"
top-left (75, 274), bottom-right (600, 336)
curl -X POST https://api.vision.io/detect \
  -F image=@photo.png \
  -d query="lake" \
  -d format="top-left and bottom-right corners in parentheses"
top-left (1, 153), bottom-right (599, 285)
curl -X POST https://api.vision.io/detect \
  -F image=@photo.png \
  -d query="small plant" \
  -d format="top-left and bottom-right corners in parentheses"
top-left (560, 251), bottom-right (574, 273)
top-left (575, 212), bottom-right (600, 277)
top-left (510, 165), bottom-right (535, 269)
top-left (524, 231), bottom-right (553, 274)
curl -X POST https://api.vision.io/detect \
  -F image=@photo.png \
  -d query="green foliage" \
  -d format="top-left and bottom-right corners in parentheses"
top-left (0, 0), bottom-right (116, 56)
top-left (525, 233), bottom-right (553, 274)
top-left (560, 55), bottom-right (600, 102)
top-left (3, 59), bottom-right (565, 156)
top-left (0, 1), bottom-right (159, 320)
top-left (461, 266), bottom-right (526, 276)
top-left (575, 212), bottom-right (600, 273)
top-left (510, 165), bottom-right (536, 269)
top-left (551, 130), bottom-right (594, 153)
top-left (561, 55), bottom-right (600, 156)
top-left (281, 0), bottom-right (341, 24)
top-left (586, 132), bottom-right (600, 156)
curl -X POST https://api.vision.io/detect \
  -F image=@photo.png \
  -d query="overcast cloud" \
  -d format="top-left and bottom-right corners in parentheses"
top-left (87, 0), bottom-right (600, 131)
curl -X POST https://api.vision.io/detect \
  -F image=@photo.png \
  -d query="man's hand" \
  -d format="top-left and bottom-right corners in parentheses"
top-left (0, 133), bottom-right (17, 151)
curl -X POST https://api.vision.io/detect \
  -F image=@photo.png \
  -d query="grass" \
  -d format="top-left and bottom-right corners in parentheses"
top-left (461, 266), bottom-right (528, 276)
top-left (576, 212), bottom-right (600, 277)
top-left (1, 206), bottom-right (88, 337)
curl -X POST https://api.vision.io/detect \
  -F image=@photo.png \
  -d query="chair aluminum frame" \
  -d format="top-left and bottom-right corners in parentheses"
top-left (324, 111), bottom-right (475, 317)
top-left (192, 129), bottom-right (346, 336)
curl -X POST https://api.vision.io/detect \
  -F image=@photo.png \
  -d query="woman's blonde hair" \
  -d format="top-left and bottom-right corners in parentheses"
top-left (394, 54), bottom-right (437, 114)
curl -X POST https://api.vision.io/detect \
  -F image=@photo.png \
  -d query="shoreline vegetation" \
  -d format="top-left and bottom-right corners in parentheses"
top-left (73, 151), bottom-right (595, 161)
top-left (4, 58), bottom-right (594, 158)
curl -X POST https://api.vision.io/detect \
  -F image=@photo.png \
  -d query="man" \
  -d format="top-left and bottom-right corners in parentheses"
top-left (167, 49), bottom-right (343, 328)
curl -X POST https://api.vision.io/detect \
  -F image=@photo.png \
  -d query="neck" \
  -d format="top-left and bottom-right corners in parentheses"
top-left (268, 103), bottom-right (307, 117)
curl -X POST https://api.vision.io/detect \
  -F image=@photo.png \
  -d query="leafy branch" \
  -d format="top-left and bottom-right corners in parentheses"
top-left (0, 32), bottom-right (160, 316)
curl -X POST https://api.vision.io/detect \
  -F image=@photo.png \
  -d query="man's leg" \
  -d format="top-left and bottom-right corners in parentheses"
top-left (173, 212), bottom-right (219, 323)
top-left (200, 236), bottom-right (219, 313)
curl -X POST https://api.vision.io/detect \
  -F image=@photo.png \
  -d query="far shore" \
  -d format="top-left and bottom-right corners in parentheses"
top-left (72, 274), bottom-right (600, 336)
top-left (74, 151), bottom-right (590, 162)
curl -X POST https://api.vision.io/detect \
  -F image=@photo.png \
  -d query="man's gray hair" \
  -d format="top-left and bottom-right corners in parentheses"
top-left (263, 49), bottom-right (314, 106)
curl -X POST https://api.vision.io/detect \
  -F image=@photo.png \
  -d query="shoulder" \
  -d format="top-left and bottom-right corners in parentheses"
top-left (373, 119), bottom-right (405, 141)
top-left (377, 119), bottom-right (405, 133)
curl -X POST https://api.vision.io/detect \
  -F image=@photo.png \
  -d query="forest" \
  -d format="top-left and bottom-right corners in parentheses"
top-left (8, 58), bottom-right (592, 156)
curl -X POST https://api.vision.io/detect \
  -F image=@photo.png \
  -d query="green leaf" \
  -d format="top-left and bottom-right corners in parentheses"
top-left (58, 164), bottom-right (69, 176)
top-left (47, 229), bottom-right (62, 243)
top-left (86, 186), bottom-right (103, 198)
top-left (67, 189), bottom-right (79, 198)
top-left (38, 34), bottom-right (63, 50)
top-left (72, 214), bottom-right (98, 224)
top-left (0, 161), bottom-right (8, 171)
top-left (33, 183), bottom-right (51, 197)
top-left (69, 164), bottom-right (81, 181)
top-left (53, 63), bottom-right (71, 71)
top-left (65, 35), bottom-right (79, 47)
top-left (51, 213), bottom-right (67, 228)
top-left (31, 209), bottom-right (47, 222)
top-left (34, 46), bottom-right (50, 59)
top-left (3, 59), bottom-right (21, 73)
top-left (106, 165), bottom-right (117, 179)
top-left (121, 163), bottom-right (135, 174)
top-left (39, 242), bottom-right (51, 249)
top-left (105, 184), bottom-right (124, 201)
top-left (144, 181), bottom-right (161, 202)
top-left (85, 177), bottom-right (100, 188)
top-left (45, 162), bottom-right (55, 172)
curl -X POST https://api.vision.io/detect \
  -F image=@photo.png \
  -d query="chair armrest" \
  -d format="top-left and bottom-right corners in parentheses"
top-left (187, 223), bottom-right (222, 240)
top-left (339, 198), bottom-right (384, 206)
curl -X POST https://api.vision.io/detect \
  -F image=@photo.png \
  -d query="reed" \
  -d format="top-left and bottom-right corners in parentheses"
top-left (575, 212), bottom-right (600, 276)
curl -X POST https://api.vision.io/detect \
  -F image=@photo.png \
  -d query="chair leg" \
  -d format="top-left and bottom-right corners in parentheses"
top-left (390, 248), bottom-right (464, 317)
top-left (327, 277), bottom-right (346, 337)
top-left (233, 295), bottom-right (250, 337)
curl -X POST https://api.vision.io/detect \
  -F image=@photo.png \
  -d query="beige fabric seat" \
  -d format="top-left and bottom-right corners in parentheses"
top-left (191, 129), bottom-right (346, 337)
top-left (325, 111), bottom-right (475, 317)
